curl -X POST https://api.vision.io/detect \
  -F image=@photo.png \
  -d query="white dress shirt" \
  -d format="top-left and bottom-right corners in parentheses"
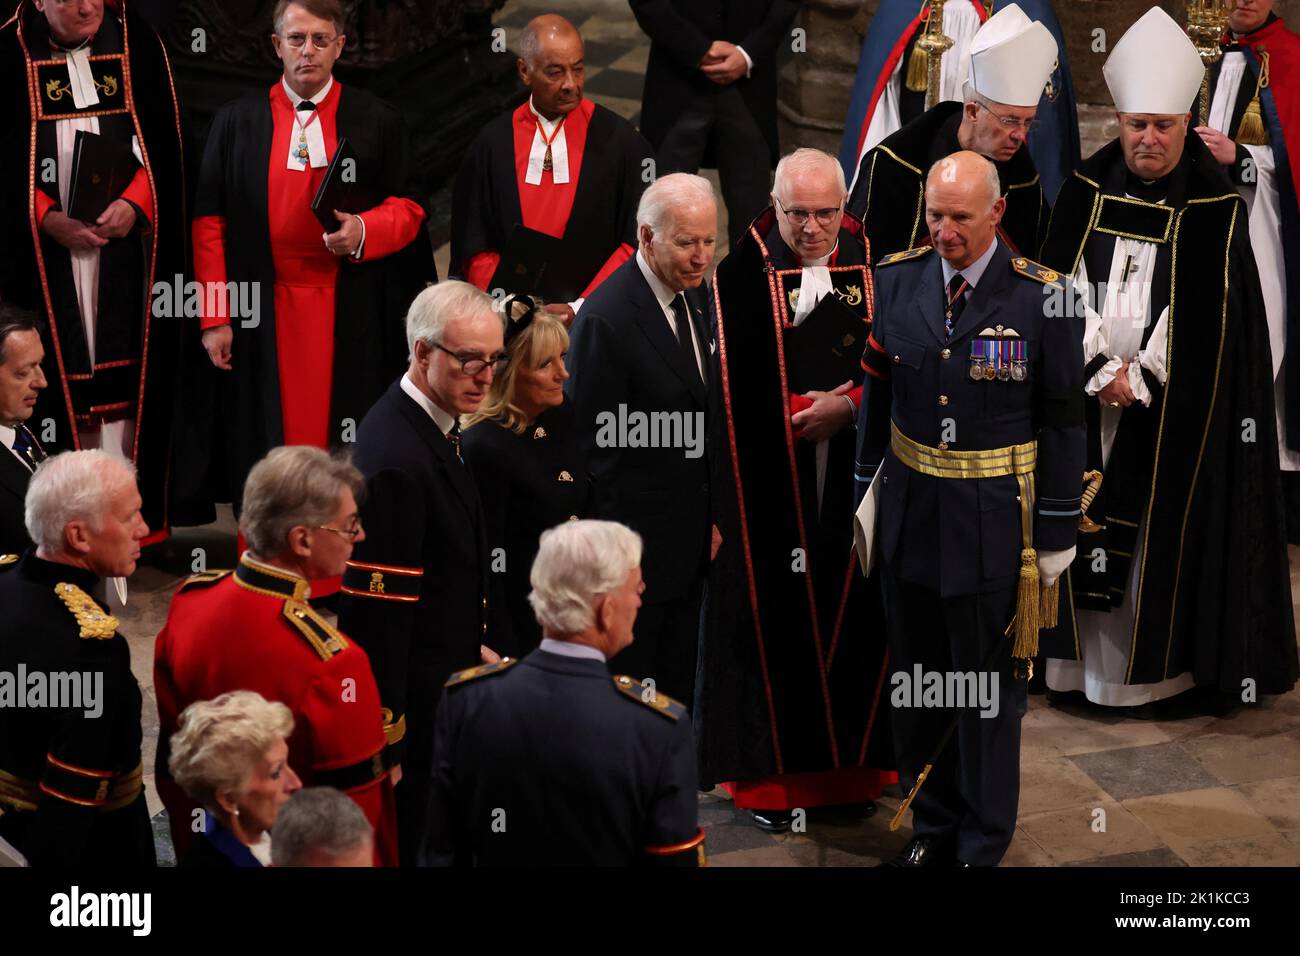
top-left (0, 424), bottom-right (33, 474)
top-left (525, 96), bottom-right (571, 186)
top-left (635, 250), bottom-right (705, 380)
top-left (282, 75), bottom-right (332, 170)
top-left (400, 373), bottom-right (457, 436)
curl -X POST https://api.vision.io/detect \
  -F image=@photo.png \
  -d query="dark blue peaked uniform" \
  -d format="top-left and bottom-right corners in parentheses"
top-left (422, 650), bottom-right (703, 867)
top-left (855, 240), bottom-right (1084, 865)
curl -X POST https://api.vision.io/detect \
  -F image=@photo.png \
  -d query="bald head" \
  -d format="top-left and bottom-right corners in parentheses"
top-left (518, 16), bottom-right (585, 119)
top-left (924, 151), bottom-right (1005, 270)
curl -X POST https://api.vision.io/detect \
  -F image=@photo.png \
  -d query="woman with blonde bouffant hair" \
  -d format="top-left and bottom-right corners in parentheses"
top-left (461, 297), bottom-right (591, 656)
top-left (168, 690), bottom-right (302, 868)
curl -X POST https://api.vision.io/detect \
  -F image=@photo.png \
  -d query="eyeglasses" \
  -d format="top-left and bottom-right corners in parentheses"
top-left (431, 342), bottom-right (508, 376)
top-left (775, 198), bottom-right (842, 227)
top-left (317, 518), bottom-right (362, 541)
top-left (281, 32), bottom-right (339, 50)
top-left (975, 101), bottom-right (1039, 133)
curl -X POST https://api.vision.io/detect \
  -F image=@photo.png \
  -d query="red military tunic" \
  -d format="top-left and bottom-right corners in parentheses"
top-left (153, 554), bottom-right (401, 865)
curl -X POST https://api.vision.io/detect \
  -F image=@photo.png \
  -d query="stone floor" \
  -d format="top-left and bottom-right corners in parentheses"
top-left (128, 508), bottom-right (1300, 867)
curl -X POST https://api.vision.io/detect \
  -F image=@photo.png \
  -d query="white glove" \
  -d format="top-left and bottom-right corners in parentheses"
top-left (1036, 547), bottom-right (1076, 588)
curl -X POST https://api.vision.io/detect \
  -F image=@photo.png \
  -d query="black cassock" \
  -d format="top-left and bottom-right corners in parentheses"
top-left (1039, 134), bottom-right (1298, 695)
top-left (847, 101), bottom-right (1049, 260)
top-left (0, 2), bottom-right (185, 533)
top-left (448, 100), bottom-right (651, 294)
top-left (698, 209), bottom-right (893, 790)
top-left (180, 85), bottom-right (433, 513)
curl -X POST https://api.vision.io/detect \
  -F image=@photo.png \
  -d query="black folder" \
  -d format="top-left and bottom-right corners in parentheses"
top-left (66, 130), bottom-right (140, 223)
top-left (310, 138), bottom-right (376, 232)
top-left (488, 224), bottom-right (609, 303)
top-left (784, 291), bottom-right (868, 394)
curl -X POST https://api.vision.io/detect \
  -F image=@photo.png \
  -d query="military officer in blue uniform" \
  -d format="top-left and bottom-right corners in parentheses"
top-left (422, 520), bottom-right (703, 867)
top-left (856, 150), bottom-right (1084, 867)
top-left (0, 451), bottom-right (154, 866)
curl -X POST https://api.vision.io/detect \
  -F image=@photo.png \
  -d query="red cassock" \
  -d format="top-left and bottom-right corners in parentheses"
top-left (463, 99), bottom-right (633, 296)
top-left (191, 81), bottom-right (424, 591)
top-left (153, 555), bottom-right (401, 865)
top-left (194, 81), bottom-right (422, 447)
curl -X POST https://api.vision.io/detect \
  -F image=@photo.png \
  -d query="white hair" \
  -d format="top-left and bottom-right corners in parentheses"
top-left (927, 153), bottom-right (1002, 208)
top-left (25, 450), bottom-right (136, 552)
top-left (772, 148), bottom-right (846, 202)
top-left (405, 280), bottom-right (500, 357)
top-left (239, 446), bottom-right (363, 559)
top-left (636, 172), bottom-right (716, 236)
top-left (528, 520), bottom-right (643, 634)
top-left (169, 691), bottom-right (295, 817)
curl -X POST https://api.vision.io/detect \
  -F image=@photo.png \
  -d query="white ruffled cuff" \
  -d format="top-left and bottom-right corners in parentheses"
top-left (1085, 355), bottom-right (1123, 397)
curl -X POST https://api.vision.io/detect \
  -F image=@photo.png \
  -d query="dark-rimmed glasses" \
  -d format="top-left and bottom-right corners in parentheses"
top-left (775, 198), bottom-right (842, 227)
top-left (431, 342), bottom-right (508, 376)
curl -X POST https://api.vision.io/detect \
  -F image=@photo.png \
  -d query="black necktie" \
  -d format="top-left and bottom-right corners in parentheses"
top-left (12, 425), bottom-right (43, 472)
top-left (945, 274), bottom-right (969, 339)
top-left (296, 100), bottom-right (316, 112)
top-left (670, 295), bottom-right (701, 384)
top-left (447, 422), bottom-right (462, 462)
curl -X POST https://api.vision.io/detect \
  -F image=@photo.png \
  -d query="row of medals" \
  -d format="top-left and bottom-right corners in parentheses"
top-left (969, 333), bottom-right (1027, 383)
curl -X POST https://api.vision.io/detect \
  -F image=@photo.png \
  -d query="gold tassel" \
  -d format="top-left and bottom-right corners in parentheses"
top-left (1236, 50), bottom-right (1270, 147)
top-left (904, 38), bottom-right (929, 93)
top-left (1039, 578), bottom-right (1060, 630)
top-left (1013, 547), bottom-right (1040, 660)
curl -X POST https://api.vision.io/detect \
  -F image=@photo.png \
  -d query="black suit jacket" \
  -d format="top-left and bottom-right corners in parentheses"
top-left (423, 649), bottom-right (700, 866)
top-left (566, 257), bottom-right (719, 604)
top-left (0, 447), bottom-right (33, 555)
top-left (631, 0), bottom-right (801, 166)
top-left (337, 380), bottom-right (493, 775)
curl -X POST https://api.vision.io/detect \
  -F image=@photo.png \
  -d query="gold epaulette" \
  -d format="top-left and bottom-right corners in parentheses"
top-left (176, 569), bottom-right (232, 592)
top-left (0, 554), bottom-right (18, 569)
top-left (877, 246), bottom-right (933, 267)
top-left (611, 675), bottom-right (686, 721)
top-left (282, 599), bottom-right (349, 662)
top-left (55, 583), bottom-right (118, 640)
top-left (445, 657), bottom-right (518, 688)
top-left (1010, 256), bottom-right (1063, 287)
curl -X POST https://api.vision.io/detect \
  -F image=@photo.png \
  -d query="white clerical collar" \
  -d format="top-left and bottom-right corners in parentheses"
top-left (539, 637), bottom-right (607, 662)
top-left (528, 96), bottom-right (562, 136)
top-left (801, 240), bottom-right (838, 268)
top-left (281, 75), bottom-right (334, 109)
top-left (400, 373), bottom-right (457, 436)
top-left (942, 237), bottom-right (999, 291)
top-left (635, 250), bottom-right (679, 311)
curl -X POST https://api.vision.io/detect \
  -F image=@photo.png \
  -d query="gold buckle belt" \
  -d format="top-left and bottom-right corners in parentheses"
top-left (890, 421), bottom-right (1037, 479)
top-left (0, 762), bottom-right (143, 814)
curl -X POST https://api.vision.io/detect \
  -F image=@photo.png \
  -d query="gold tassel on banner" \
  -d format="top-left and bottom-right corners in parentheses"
top-left (904, 2), bottom-right (932, 92)
top-left (1039, 577), bottom-right (1060, 630)
top-left (1236, 49), bottom-right (1270, 147)
top-left (1013, 547), bottom-right (1040, 659)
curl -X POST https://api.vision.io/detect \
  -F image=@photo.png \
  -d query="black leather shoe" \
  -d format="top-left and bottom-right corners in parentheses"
top-left (751, 809), bottom-right (793, 833)
top-left (881, 835), bottom-right (951, 868)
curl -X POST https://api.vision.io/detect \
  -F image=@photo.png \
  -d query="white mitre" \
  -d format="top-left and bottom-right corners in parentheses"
top-left (963, 3), bottom-right (1059, 108)
top-left (1103, 6), bottom-right (1205, 114)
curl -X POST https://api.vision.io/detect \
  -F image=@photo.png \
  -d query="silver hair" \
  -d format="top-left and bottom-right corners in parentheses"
top-left (271, 787), bottom-right (373, 866)
top-left (636, 173), bottom-right (716, 236)
top-left (168, 691), bottom-right (295, 817)
top-left (772, 148), bottom-right (846, 202)
top-left (25, 450), bottom-right (136, 553)
top-left (239, 446), bottom-right (363, 559)
top-left (404, 280), bottom-right (500, 357)
top-left (528, 520), bottom-right (643, 635)
top-left (926, 153), bottom-right (1002, 208)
